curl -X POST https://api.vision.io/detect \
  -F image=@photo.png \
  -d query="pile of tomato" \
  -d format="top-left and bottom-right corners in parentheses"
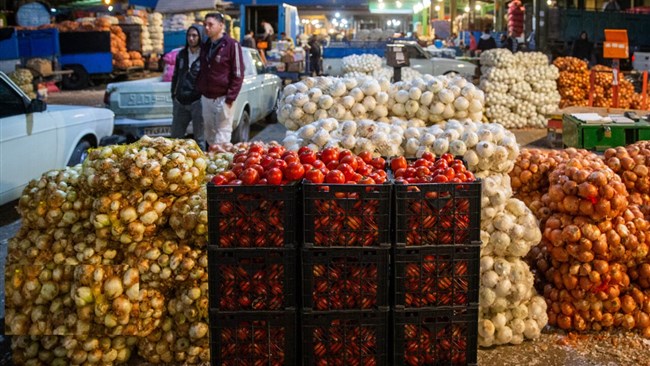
top-left (310, 261), bottom-right (380, 311)
top-left (400, 255), bottom-right (471, 307)
top-left (402, 321), bottom-right (470, 366)
top-left (219, 321), bottom-right (287, 366)
top-left (391, 153), bottom-right (475, 185)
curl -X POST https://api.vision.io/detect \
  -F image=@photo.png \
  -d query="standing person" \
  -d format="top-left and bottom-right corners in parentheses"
top-left (602, 0), bottom-right (621, 11)
top-left (280, 32), bottom-right (295, 49)
top-left (572, 31), bottom-right (593, 63)
top-left (503, 32), bottom-right (518, 53)
top-left (261, 20), bottom-right (274, 42)
top-left (308, 35), bottom-right (322, 76)
top-left (197, 13), bottom-right (245, 145)
top-left (476, 27), bottom-right (497, 53)
top-left (242, 30), bottom-right (256, 48)
top-left (171, 24), bottom-right (206, 150)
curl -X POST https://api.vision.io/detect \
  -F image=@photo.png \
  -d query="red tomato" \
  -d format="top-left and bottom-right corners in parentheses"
top-left (284, 155), bottom-right (300, 164)
top-left (325, 170), bottom-right (345, 184)
top-left (260, 155), bottom-right (275, 169)
top-left (282, 151), bottom-right (297, 159)
top-left (337, 163), bottom-right (355, 180)
top-left (284, 162), bottom-right (305, 181)
top-left (441, 153), bottom-right (454, 163)
top-left (211, 174), bottom-right (228, 185)
top-left (239, 168), bottom-right (260, 185)
top-left (312, 160), bottom-right (325, 169)
top-left (359, 176), bottom-right (376, 185)
top-left (232, 162), bottom-right (245, 176)
top-left (299, 151), bottom-right (317, 164)
top-left (394, 168), bottom-right (406, 178)
top-left (350, 172), bottom-right (363, 182)
top-left (248, 143), bottom-right (265, 154)
top-left (433, 175), bottom-right (449, 183)
top-left (244, 156), bottom-right (261, 168)
top-left (270, 159), bottom-right (288, 172)
top-left (234, 155), bottom-right (248, 164)
top-left (357, 165), bottom-right (373, 176)
top-left (444, 167), bottom-right (456, 180)
top-left (229, 179), bottom-right (243, 185)
top-left (415, 166), bottom-right (430, 178)
top-left (257, 178), bottom-right (268, 185)
top-left (326, 160), bottom-right (340, 171)
top-left (390, 156), bottom-right (408, 172)
top-left (466, 171), bottom-right (476, 181)
top-left (302, 164), bottom-right (313, 173)
top-left (222, 171), bottom-right (237, 181)
top-left (340, 154), bottom-right (358, 171)
top-left (370, 157), bottom-right (386, 170)
top-left (421, 152), bottom-right (436, 162)
top-left (250, 164), bottom-right (264, 176)
top-left (451, 160), bottom-right (465, 173)
top-left (414, 159), bottom-right (430, 168)
top-left (404, 167), bottom-right (417, 178)
top-left (339, 149), bottom-right (353, 159)
top-left (268, 145), bottom-right (285, 156)
top-left (357, 151), bottom-right (373, 163)
top-left (298, 146), bottom-right (312, 155)
top-left (305, 169), bottom-right (325, 183)
top-left (266, 168), bottom-right (283, 185)
top-left (320, 147), bottom-right (340, 164)
top-left (267, 152), bottom-right (281, 159)
top-left (434, 159), bottom-right (448, 170)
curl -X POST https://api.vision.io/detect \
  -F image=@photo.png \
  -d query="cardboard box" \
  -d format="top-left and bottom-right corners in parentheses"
top-left (286, 61), bottom-right (304, 73)
top-left (26, 58), bottom-right (52, 77)
top-left (281, 54), bottom-right (294, 63)
top-left (293, 49), bottom-right (305, 62)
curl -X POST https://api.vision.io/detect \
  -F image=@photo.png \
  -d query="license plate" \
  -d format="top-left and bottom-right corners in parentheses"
top-left (143, 126), bottom-right (171, 136)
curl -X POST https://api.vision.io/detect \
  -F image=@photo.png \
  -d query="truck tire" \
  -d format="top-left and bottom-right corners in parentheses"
top-left (62, 65), bottom-right (89, 90)
top-left (265, 90), bottom-right (281, 124)
top-left (67, 140), bottom-right (92, 166)
top-left (231, 110), bottom-right (250, 143)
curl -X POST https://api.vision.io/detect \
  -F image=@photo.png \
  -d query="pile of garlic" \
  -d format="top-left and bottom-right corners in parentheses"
top-left (277, 75), bottom-right (484, 130)
top-left (480, 49), bottom-right (560, 129)
top-left (342, 54), bottom-right (383, 74)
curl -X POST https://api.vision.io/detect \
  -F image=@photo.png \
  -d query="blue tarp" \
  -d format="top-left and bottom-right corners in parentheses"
top-left (129, 0), bottom-right (159, 8)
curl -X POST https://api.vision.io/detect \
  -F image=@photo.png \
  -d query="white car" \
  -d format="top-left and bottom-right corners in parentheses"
top-left (105, 47), bottom-right (282, 143)
top-left (0, 71), bottom-right (115, 205)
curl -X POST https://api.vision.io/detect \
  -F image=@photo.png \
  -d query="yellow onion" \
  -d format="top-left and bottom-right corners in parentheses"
top-left (169, 186), bottom-right (208, 247)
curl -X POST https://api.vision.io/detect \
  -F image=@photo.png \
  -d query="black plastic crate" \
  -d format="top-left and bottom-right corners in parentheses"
top-left (302, 309), bottom-right (389, 366)
top-left (393, 244), bottom-right (480, 309)
top-left (208, 248), bottom-right (297, 311)
top-left (207, 182), bottom-right (298, 248)
top-left (393, 306), bottom-right (478, 366)
top-left (303, 182), bottom-right (391, 248)
top-left (210, 310), bottom-right (296, 366)
top-left (301, 248), bottom-right (389, 311)
top-left (393, 180), bottom-right (481, 247)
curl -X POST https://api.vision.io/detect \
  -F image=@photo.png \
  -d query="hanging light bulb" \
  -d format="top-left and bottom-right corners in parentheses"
top-left (464, 5), bottom-right (470, 12)
top-left (475, 4), bottom-right (481, 10)
top-left (434, 5), bottom-right (440, 11)
top-left (396, 1), bottom-right (403, 8)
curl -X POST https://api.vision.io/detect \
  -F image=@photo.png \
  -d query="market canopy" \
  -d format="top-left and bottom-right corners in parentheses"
top-left (154, 0), bottom-right (231, 13)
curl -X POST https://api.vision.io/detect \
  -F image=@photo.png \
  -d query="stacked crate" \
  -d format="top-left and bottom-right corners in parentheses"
top-left (207, 183), bottom-right (299, 366)
top-left (301, 181), bottom-right (392, 366)
top-left (392, 180), bottom-right (482, 366)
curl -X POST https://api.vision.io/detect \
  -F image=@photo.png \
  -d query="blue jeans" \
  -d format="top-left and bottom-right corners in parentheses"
top-left (171, 98), bottom-right (206, 150)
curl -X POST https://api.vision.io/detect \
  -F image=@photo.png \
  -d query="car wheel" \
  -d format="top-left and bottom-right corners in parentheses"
top-left (62, 65), bottom-right (89, 90)
top-left (68, 140), bottom-right (92, 166)
top-left (231, 109), bottom-right (250, 143)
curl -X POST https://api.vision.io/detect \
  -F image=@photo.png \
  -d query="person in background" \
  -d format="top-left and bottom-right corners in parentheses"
top-left (572, 31), bottom-right (593, 63)
top-left (308, 35), bottom-right (322, 76)
top-left (197, 13), bottom-right (245, 145)
top-left (527, 31), bottom-right (536, 51)
top-left (280, 32), bottom-right (295, 49)
top-left (171, 24), bottom-right (206, 150)
top-left (242, 30), bottom-right (256, 48)
top-left (476, 27), bottom-right (497, 53)
top-left (503, 32), bottom-right (518, 53)
top-left (468, 32), bottom-right (477, 55)
top-left (602, 0), bottom-right (621, 11)
top-left (260, 20), bottom-right (274, 42)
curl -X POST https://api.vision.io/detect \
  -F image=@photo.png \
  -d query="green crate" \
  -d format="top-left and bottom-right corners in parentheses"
top-left (562, 114), bottom-right (648, 151)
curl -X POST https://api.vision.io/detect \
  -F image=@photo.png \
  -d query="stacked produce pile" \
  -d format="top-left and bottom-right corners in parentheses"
top-left (277, 75), bottom-right (484, 131)
top-left (164, 13), bottom-right (195, 31)
top-left (8, 69), bottom-right (35, 99)
top-left (353, 28), bottom-right (394, 41)
top-left (480, 49), bottom-right (561, 128)
top-left (513, 147), bottom-right (650, 338)
top-left (5, 136), bottom-right (219, 365)
top-left (507, 0), bottom-right (525, 37)
top-left (341, 53), bottom-right (422, 81)
top-left (554, 57), bottom-right (642, 109)
top-left (148, 12), bottom-right (164, 55)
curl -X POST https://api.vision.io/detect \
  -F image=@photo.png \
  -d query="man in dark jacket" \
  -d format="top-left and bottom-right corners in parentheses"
top-left (171, 24), bottom-right (205, 150)
top-left (197, 13), bottom-right (245, 145)
top-left (242, 30), bottom-right (256, 48)
top-left (308, 35), bottom-right (322, 76)
top-left (477, 27), bottom-right (497, 53)
top-left (572, 31), bottom-right (593, 63)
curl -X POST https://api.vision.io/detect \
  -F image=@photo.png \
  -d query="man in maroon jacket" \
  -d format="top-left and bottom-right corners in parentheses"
top-left (198, 12), bottom-right (245, 145)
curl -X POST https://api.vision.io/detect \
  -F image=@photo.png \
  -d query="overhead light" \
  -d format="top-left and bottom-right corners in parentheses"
top-left (341, 19), bottom-right (347, 24)
top-left (387, 20), bottom-right (392, 26)
top-left (108, 5), bottom-right (113, 11)
top-left (394, 20), bottom-right (401, 26)
top-left (546, 0), bottom-right (552, 4)
top-left (423, 0), bottom-right (431, 7)
top-left (335, 12), bottom-right (340, 18)
top-left (464, 5), bottom-right (470, 12)
top-left (413, 2), bottom-right (424, 12)
top-left (103, 0), bottom-right (110, 4)
top-left (434, 5), bottom-right (440, 10)
top-left (378, 2), bottom-right (385, 8)
top-left (378, 0), bottom-right (383, 2)
top-left (51, 8), bottom-right (57, 12)
top-left (475, 4), bottom-right (481, 10)
top-left (396, 1), bottom-right (403, 8)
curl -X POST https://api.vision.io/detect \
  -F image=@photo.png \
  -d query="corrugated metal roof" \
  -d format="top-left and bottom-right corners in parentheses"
top-left (155, 0), bottom-right (230, 13)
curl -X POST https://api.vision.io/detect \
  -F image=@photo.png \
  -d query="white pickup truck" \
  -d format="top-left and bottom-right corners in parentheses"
top-left (323, 41), bottom-right (477, 78)
top-left (105, 48), bottom-right (282, 143)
